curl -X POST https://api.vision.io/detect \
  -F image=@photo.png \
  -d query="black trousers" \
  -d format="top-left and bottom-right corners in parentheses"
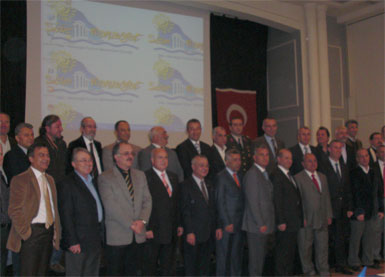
top-left (274, 230), bottom-right (299, 276)
top-left (143, 239), bottom-right (177, 276)
top-left (105, 241), bottom-right (143, 276)
top-left (1, 224), bottom-right (10, 276)
top-left (20, 224), bottom-right (53, 276)
top-left (183, 239), bottom-right (210, 276)
top-left (329, 217), bottom-right (349, 267)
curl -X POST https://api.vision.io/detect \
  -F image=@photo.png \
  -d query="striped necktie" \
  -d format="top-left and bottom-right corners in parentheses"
top-left (124, 170), bottom-right (134, 201)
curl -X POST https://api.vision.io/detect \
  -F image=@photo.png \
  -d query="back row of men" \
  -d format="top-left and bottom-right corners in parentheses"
top-left (0, 112), bottom-right (384, 276)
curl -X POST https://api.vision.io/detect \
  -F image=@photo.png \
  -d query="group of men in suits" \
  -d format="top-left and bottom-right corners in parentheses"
top-left (1, 110), bottom-right (385, 276)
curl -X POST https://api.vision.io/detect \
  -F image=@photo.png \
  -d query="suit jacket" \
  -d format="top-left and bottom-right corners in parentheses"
top-left (253, 135), bottom-right (285, 173)
top-left (294, 170), bottom-right (332, 229)
top-left (226, 135), bottom-right (253, 175)
top-left (0, 176), bottom-right (10, 224)
top-left (346, 137), bottom-right (363, 154)
top-left (350, 166), bottom-right (384, 220)
top-left (318, 158), bottom-right (353, 219)
top-left (102, 141), bottom-right (141, 171)
top-left (373, 161), bottom-right (384, 197)
top-left (210, 145), bottom-right (226, 179)
top-left (215, 169), bottom-right (244, 232)
top-left (368, 147), bottom-right (377, 168)
top-left (98, 166), bottom-right (152, 246)
top-left (145, 169), bottom-right (180, 244)
top-left (7, 168), bottom-right (61, 252)
top-left (57, 171), bottom-right (104, 252)
top-left (180, 176), bottom-right (217, 243)
top-left (340, 144), bottom-right (356, 170)
top-left (134, 144), bottom-right (184, 182)
top-left (242, 165), bottom-right (275, 234)
top-left (3, 145), bottom-right (30, 184)
top-left (314, 144), bottom-right (329, 166)
top-left (66, 136), bottom-right (103, 174)
top-left (176, 139), bottom-right (212, 179)
top-left (289, 144), bottom-right (317, 175)
top-left (270, 168), bottom-right (303, 232)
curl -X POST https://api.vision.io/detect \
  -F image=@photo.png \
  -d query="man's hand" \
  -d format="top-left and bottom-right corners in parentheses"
top-left (278, 224), bottom-right (286, 232)
top-left (327, 218), bottom-right (332, 225)
top-left (357, 214), bottom-right (364, 221)
top-left (131, 220), bottom-right (145, 234)
top-left (378, 212), bottom-right (384, 219)
top-left (146, 231), bottom-right (154, 239)
top-left (304, 219), bottom-right (307, 227)
top-left (225, 224), bottom-right (234, 233)
top-left (186, 233), bottom-right (195, 246)
top-left (347, 211), bottom-right (353, 218)
top-left (216, 229), bottom-right (223, 240)
top-left (69, 244), bottom-right (81, 254)
top-left (259, 225), bottom-right (267, 233)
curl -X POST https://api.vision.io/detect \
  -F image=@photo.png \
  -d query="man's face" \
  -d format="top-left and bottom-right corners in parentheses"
top-left (371, 134), bottom-right (383, 148)
top-left (151, 149), bottom-right (168, 172)
top-left (302, 154), bottom-right (317, 173)
top-left (114, 144), bottom-right (134, 170)
top-left (81, 118), bottom-right (97, 140)
top-left (226, 153), bottom-right (241, 172)
top-left (192, 157), bottom-right (209, 179)
top-left (46, 120), bottom-right (63, 139)
top-left (335, 128), bottom-right (348, 143)
top-left (72, 151), bottom-right (93, 178)
top-left (347, 123), bottom-right (358, 138)
top-left (213, 128), bottom-right (227, 148)
top-left (29, 147), bottom-right (50, 172)
top-left (376, 146), bottom-right (385, 162)
top-left (0, 144), bottom-right (3, 167)
top-left (298, 128), bottom-right (311, 145)
top-left (262, 119), bottom-right (277, 137)
top-left (229, 118), bottom-right (244, 136)
top-left (328, 141), bottom-right (342, 160)
top-left (0, 114), bottom-right (10, 136)
top-left (153, 127), bottom-right (169, 147)
top-left (253, 148), bottom-right (269, 168)
top-left (316, 129), bottom-right (329, 145)
top-left (116, 122), bottom-right (131, 142)
top-left (187, 122), bottom-right (202, 141)
top-left (277, 150), bottom-right (292, 170)
top-left (357, 149), bottom-right (370, 167)
top-left (16, 127), bottom-right (34, 148)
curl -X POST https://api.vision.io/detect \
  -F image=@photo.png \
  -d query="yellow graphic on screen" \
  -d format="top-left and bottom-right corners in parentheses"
top-left (154, 107), bottom-right (173, 125)
top-left (153, 59), bottom-right (173, 80)
top-left (51, 51), bottom-right (76, 73)
top-left (48, 102), bottom-right (77, 127)
top-left (153, 14), bottom-right (174, 34)
top-left (48, 0), bottom-right (76, 22)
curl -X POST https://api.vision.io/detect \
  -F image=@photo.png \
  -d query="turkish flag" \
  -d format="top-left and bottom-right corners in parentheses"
top-left (216, 88), bottom-right (257, 139)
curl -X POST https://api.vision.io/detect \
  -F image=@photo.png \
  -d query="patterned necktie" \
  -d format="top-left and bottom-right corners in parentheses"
top-left (194, 142), bottom-right (201, 154)
top-left (263, 171), bottom-right (269, 181)
top-left (335, 163), bottom-right (342, 181)
top-left (161, 172), bottom-right (172, 197)
top-left (311, 173), bottom-right (321, 193)
top-left (271, 138), bottom-right (277, 156)
top-left (124, 170), bottom-right (134, 201)
top-left (233, 173), bottom-right (241, 188)
top-left (200, 181), bottom-right (208, 203)
top-left (42, 173), bottom-right (54, 229)
top-left (89, 142), bottom-right (98, 178)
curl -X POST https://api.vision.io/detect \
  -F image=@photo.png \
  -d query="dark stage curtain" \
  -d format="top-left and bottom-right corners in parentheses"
top-left (210, 14), bottom-right (268, 135)
top-left (1, 0), bottom-right (27, 136)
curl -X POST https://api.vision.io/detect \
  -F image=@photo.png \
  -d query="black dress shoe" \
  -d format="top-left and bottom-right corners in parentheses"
top-left (364, 263), bottom-right (380, 269)
top-left (350, 265), bottom-right (361, 271)
top-left (335, 267), bottom-right (353, 275)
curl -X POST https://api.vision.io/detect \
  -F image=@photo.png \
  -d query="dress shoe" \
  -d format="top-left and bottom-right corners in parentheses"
top-left (364, 263), bottom-right (380, 269)
top-left (335, 267), bottom-right (353, 275)
top-left (50, 263), bottom-right (65, 273)
top-left (350, 265), bottom-right (361, 271)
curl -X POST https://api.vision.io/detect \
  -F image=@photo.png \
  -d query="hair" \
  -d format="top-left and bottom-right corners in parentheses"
top-left (15, 123), bottom-right (33, 136)
top-left (317, 126), bottom-right (330, 138)
top-left (186, 119), bottom-right (201, 130)
top-left (150, 147), bottom-right (167, 159)
top-left (212, 126), bottom-right (225, 137)
top-left (370, 132), bottom-right (381, 141)
top-left (0, 112), bottom-right (10, 120)
top-left (80, 117), bottom-right (94, 128)
top-left (302, 153), bottom-right (316, 162)
top-left (262, 117), bottom-right (276, 125)
top-left (334, 126), bottom-right (347, 135)
top-left (329, 139), bottom-right (343, 147)
top-left (71, 147), bottom-right (91, 162)
top-left (148, 126), bottom-right (163, 142)
top-left (39, 114), bottom-right (60, 136)
top-left (277, 148), bottom-right (291, 158)
top-left (191, 154), bottom-right (208, 165)
top-left (253, 144), bottom-right (268, 155)
top-left (27, 142), bottom-right (48, 158)
top-left (298, 126), bottom-right (310, 135)
top-left (229, 117), bottom-right (243, 125)
top-left (224, 148), bottom-right (240, 161)
top-left (112, 141), bottom-right (130, 163)
top-left (345, 119), bottom-right (358, 128)
top-left (114, 120), bottom-right (128, 131)
top-left (356, 148), bottom-right (368, 158)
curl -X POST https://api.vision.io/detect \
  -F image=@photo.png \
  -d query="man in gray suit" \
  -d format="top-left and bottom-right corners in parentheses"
top-left (98, 142), bottom-right (152, 276)
top-left (242, 145), bottom-right (275, 276)
top-left (102, 121), bottom-right (142, 171)
top-left (215, 148), bottom-right (244, 276)
top-left (295, 153), bottom-right (332, 276)
top-left (133, 126), bottom-right (184, 182)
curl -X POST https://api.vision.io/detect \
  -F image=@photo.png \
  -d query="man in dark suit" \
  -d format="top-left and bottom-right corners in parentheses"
top-left (295, 153), bottom-right (333, 276)
top-left (215, 148), bottom-right (244, 276)
top-left (210, 126), bottom-right (227, 179)
top-left (134, 126), bottom-right (184, 182)
top-left (348, 148), bottom-right (384, 271)
top-left (143, 148), bottom-right (183, 276)
top-left (176, 119), bottom-right (212, 179)
top-left (345, 120), bottom-right (363, 153)
top-left (58, 148), bottom-right (104, 276)
top-left (317, 140), bottom-right (353, 274)
top-left (67, 117), bottom-right (103, 177)
top-left (226, 117), bottom-right (253, 175)
top-left (4, 123), bottom-right (34, 184)
top-left (289, 127), bottom-right (317, 175)
top-left (271, 149), bottom-right (304, 276)
top-left (242, 145), bottom-right (275, 276)
top-left (0, 112), bottom-right (17, 155)
top-left (254, 117), bottom-right (285, 173)
top-left (368, 132), bottom-right (383, 167)
top-left (334, 126), bottom-right (356, 170)
top-left (181, 155), bottom-right (222, 276)
top-left (7, 142), bottom-right (61, 276)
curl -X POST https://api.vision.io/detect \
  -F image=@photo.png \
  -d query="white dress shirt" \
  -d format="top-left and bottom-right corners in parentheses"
top-left (31, 167), bottom-right (55, 223)
top-left (299, 143), bottom-right (312, 155)
top-left (153, 167), bottom-right (173, 193)
top-left (192, 174), bottom-right (208, 199)
top-left (83, 136), bottom-right (102, 174)
top-left (305, 170), bottom-right (322, 192)
top-left (214, 143), bottom-right (226, 163)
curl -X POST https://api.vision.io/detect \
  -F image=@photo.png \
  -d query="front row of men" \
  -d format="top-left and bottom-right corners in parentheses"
top-left (3, 141), bottom-right (385, 276)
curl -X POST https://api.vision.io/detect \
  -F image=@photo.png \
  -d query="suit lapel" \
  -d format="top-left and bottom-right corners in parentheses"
top-left (224, 170), bottom-right (241, 189)
top-left (186, 139), bottom-right (199, 155)
top-left (112, 167), bottom-right (133, 205)
top-left (151, 169), bottom-right (171, 198)
top-left (28, 168), bottom-right (41, 202)
top-left (191, 177), bottom-right (208, 206)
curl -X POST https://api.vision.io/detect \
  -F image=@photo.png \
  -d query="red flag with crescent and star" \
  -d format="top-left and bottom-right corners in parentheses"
top-left (216, 88), bottom-right (257, 139)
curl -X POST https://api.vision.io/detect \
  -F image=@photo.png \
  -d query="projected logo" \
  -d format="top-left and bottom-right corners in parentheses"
top-left (149, 59), bottom-right (203, 100)
top-left (149, 14), bottom-right (203, 55)
top-left (45, 51), bottom-right (143, 96)
top-left (45, 1), bottom-right (142, 49)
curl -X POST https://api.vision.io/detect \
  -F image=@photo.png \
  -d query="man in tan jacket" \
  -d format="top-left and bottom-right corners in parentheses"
top-left (7, 142), bottom-right (61, 276)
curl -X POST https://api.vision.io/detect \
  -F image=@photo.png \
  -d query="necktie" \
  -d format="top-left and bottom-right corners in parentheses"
top-left (238, 138), bottom-right (243, 150)
top-left (311, 173), bottom-right (321, 193)
top-left (124, 170), bottom-right (134, 201)
top-left (271, 138), bottom-right (277, 155)
top-left (200, 181), bottom-right (208, 203)
top-left (161, 172), bottom-right (172, 197)
top-left (335, 163), bottom-right (342, 181)
top-left (42, 173), bottom-right (54, 229)
top-left (89, 142), bottom-right (98, 178)
top-left (288, 172), bottom-right (297, 188)
top-left (233, 173), bottom-right (241, 188)
top-left (263, 171), bottom-right (269, 181)
top-left (304, 146), bottom-right (309, 154)
top-left (194, 142), bottom-right (201, 154)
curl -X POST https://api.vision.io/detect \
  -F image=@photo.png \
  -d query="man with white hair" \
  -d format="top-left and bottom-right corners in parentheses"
top-left (334, 126), bottom-right (356, 170)
top-left (210, 126), bottom-right (227, 178)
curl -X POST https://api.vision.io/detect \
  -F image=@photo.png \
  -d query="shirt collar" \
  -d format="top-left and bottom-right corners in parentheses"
top-left (264, 134), bottom-right (275, 141)
top-left (299, 142), bottom-right (309, 150)
top-left (152, 166), bottom-right (165, 176)
top-left (189, 139), bottom-right (199, 145)
top-left (192, 174), bottom-right (204, 185)
top-left (83, 136), bottom-right (93, 145)
top-left (31, 166), bottom-right (44, 179)
top-left (329, 157), bottom-right (339, 165)
top-left (359, 164), bottom-right (370, 174)
top-left (75, 170), bottom-right (92, 184)
top-left (214, 143), bottom-right (226, 152)
top-left (348, 136), bottom-right (356, 142)
top-left (254, 163), bottom-right (266, 173)
top-left (226, 167), bottom-right (236, 176)
top-left (305, 169), bottom-right (317, 178)
top-left (152, 143), bottom-right (161, 149)
top-left (18, 144), bottom-right (28, 154)
top-left (278, 165), bottom-right (290, 175)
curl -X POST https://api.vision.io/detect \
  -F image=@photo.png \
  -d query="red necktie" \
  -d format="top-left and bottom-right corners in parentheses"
top-left (233, 173), bottom-right (240, 188)
top-left (311, 173), bottom-right (321, 193)
top-left (161, 172), bottom-right (172, 197)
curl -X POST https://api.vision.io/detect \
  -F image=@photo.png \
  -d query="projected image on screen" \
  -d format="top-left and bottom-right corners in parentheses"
top-left (41, 0), bottom-right (204, 131)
